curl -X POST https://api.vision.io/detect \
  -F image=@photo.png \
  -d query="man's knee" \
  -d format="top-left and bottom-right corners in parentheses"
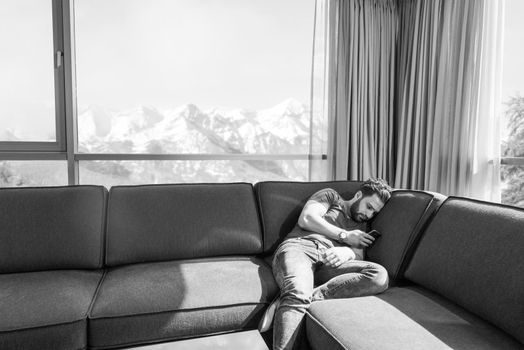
top-left (279, 290), bottom-right (312, 312)
top-left (367, 263), bottom-right (389, 294)
top-left (278, 277), bottom-right (314, 305)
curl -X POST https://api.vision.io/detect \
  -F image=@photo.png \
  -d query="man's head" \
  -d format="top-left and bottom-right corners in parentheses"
top-left (349, 178), bottom-right (392, 222)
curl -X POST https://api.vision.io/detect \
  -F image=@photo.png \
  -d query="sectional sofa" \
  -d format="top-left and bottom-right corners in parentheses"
top-left (0, 181), bottom-right (522, 350)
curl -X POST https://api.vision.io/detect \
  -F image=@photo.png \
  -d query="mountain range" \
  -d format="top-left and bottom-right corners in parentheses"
top-left (76, 98), bottom-right (315, 184)
top-left (78, 98), bottom-right (311, 154)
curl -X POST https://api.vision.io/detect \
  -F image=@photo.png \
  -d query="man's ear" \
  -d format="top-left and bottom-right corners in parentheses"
top-left (354, 190), bottom-right (363, 200)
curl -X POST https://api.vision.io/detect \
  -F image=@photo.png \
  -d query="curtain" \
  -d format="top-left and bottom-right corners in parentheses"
top-left (308, 0), bottom-right (398, 182)
top-left (335, 0), bottom-right (398, 181)
top-left (308, 0), bottom-right (334, 181)
top-left (310, 0), bottom-right (503, 200)
top-left (470, 0), bottom-right (504, 202)
top-left (395, 0), bottom-right (504, 199)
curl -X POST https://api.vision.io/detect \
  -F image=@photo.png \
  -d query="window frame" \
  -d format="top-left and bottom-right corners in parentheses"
top-left (501, 157), bottom-right (524, 166)
top-left (0, 0), bottom-right (324, 186)
top-left (0, 0), bottom-right (67, 153)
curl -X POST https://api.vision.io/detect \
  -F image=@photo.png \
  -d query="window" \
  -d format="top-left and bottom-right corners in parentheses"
top-left (0, 0), bottom-right (323, 187)
top-left (500, 0), bottom-right (524, 207)
top-left (79, 159), bottom-right (310, 186)
top-left (0, 0), bottom-right (67, 185)
top-left (0, 161), bottom-right (67, 187)
top-left (73, 0), bottom-right (316, 186)
top-left (0, 0), bottom-right (65, 148)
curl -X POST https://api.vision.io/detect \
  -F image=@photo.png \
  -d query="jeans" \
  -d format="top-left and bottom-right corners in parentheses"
top-left (271, 237), bottom-right (389, 350)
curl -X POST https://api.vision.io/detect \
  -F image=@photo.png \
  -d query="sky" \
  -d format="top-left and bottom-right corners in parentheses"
top-left (501, 0), bottom-right (524, 102)
top-left (0, 1), bottom-right (55, 140)
top-left (74, 0), bottom-right (315, 111)
top-left (0, 0), bottom-right (315, 140)
top-left (2, 0), bottom-right (524, 141)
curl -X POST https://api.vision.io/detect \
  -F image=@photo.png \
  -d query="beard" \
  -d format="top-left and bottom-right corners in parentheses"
top-left (350, 198), bottom-right (364, 222)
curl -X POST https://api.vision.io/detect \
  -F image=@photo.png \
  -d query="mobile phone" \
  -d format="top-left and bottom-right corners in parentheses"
top-left (368, 230), bottom-right (382, 240)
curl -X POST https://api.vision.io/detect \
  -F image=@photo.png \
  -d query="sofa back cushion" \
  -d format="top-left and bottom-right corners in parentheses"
top-left (405, 197), bottom-right (524, 344)
top-left (0, 186), bottom-right (107, 273)
top-left (106, 183), bottom-right (262, 266)
top-left (366, 190), bottom-right (445, 281)
top-left (255, 181), bottom-right (363, 254)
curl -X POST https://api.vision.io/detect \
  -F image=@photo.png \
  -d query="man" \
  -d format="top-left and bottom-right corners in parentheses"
top-left (259, 178), bottom-right (392, 350)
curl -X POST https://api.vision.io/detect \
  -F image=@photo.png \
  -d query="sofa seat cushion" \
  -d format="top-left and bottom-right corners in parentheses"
top-left (0, 270), bottom-right (104, 350)
top-left (89, 256), bottom-right (278, 349)
top-left (306, 286), bottom-right (523, 350)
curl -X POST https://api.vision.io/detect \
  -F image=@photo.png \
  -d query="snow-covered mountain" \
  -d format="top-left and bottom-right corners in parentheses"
top-left (78, 98), bottom-right (310, 154)
top-left (76, 99), bottom-right (315, 184)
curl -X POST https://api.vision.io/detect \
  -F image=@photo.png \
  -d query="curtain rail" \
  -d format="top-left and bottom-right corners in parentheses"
top-left (0, 153), bottom-right (328, 161)
top-left (75, 154), bottom-right (327, 161)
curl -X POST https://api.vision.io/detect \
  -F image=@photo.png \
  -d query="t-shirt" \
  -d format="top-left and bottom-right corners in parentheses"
top-left (286, 188), bottom-right (367, 259)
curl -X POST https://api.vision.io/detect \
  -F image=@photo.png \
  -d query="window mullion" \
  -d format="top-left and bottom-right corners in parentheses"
top-left (61, 0), bottom-right (79, 185)
top-left (52, 0), bottom-right (66, 153)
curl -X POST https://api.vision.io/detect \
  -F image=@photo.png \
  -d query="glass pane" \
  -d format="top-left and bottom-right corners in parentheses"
top-left (501, 0), bottom-right (524, 207)
top-left (0, 161), bottom-right (67, 187)
top-left (500, 164), bottom-right (524, 208)
top-left (79, 160), bottom-right (311, 187)
top-left (74, 0), bottom-right (315, 154)
top-left (0, 1), bottom-right (56, 141)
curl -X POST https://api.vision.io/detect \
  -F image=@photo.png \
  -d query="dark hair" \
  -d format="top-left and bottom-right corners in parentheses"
top-left (360, 178), bottom-right (392, 203)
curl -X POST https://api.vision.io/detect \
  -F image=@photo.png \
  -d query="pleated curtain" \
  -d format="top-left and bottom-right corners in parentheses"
top-left (309, 0), bottom-right (334, 181)
top-left (395, 0), bottom-right (503, 199)
top-left (310, 0), bottom-right (503, 200)
top-left (309, 0), bottom-right (398, 182)
top-left (323, 0), bottom-right (398, 182)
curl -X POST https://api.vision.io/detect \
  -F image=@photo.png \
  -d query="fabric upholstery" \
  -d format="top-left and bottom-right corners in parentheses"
top-left (105, 183), bottom-right (262, 266)
top-left (0, 186), bottom-right (107, 273)
top-left (0, 321), bottom-right (86, 350)
top-left (89, 256), bottom-right (278, 349)
top-left (0, 270), bottom-right (104, 350)
top-left (405, 197), bottom-right (524, 345)
top-left (90, 304), bottom-right (266, 350)
top-left (255, 181), bottom-right (363, 253)
top-left (306, 286), bottom-right (523, 350)
top-left (366, 190), bottom-right (446, 281)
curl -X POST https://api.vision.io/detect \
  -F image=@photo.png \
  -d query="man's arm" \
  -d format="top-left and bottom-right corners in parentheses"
top-left (297, 199), bottom-right (374, 248)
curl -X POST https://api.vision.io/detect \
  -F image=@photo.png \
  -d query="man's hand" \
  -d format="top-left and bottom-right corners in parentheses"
top-left (321, 247), bottom-right (356, 267)
top-left (341, 230), bottom-right (375, 248)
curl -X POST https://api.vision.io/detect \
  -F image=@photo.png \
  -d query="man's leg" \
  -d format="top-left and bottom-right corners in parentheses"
top-left (312, 260), bottom-right (389, 300)
top-left (272, 239), bottom-right (321, 350)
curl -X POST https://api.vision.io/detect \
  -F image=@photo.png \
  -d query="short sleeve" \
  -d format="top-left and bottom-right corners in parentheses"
top-left (308, 188), bottom-right (341, 206)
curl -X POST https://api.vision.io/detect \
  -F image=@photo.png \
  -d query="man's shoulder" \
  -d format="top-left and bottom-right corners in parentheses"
top-left (311, 187), bottom-right (340, 196)
top-left (309, 188), bottom-right (342, 203)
